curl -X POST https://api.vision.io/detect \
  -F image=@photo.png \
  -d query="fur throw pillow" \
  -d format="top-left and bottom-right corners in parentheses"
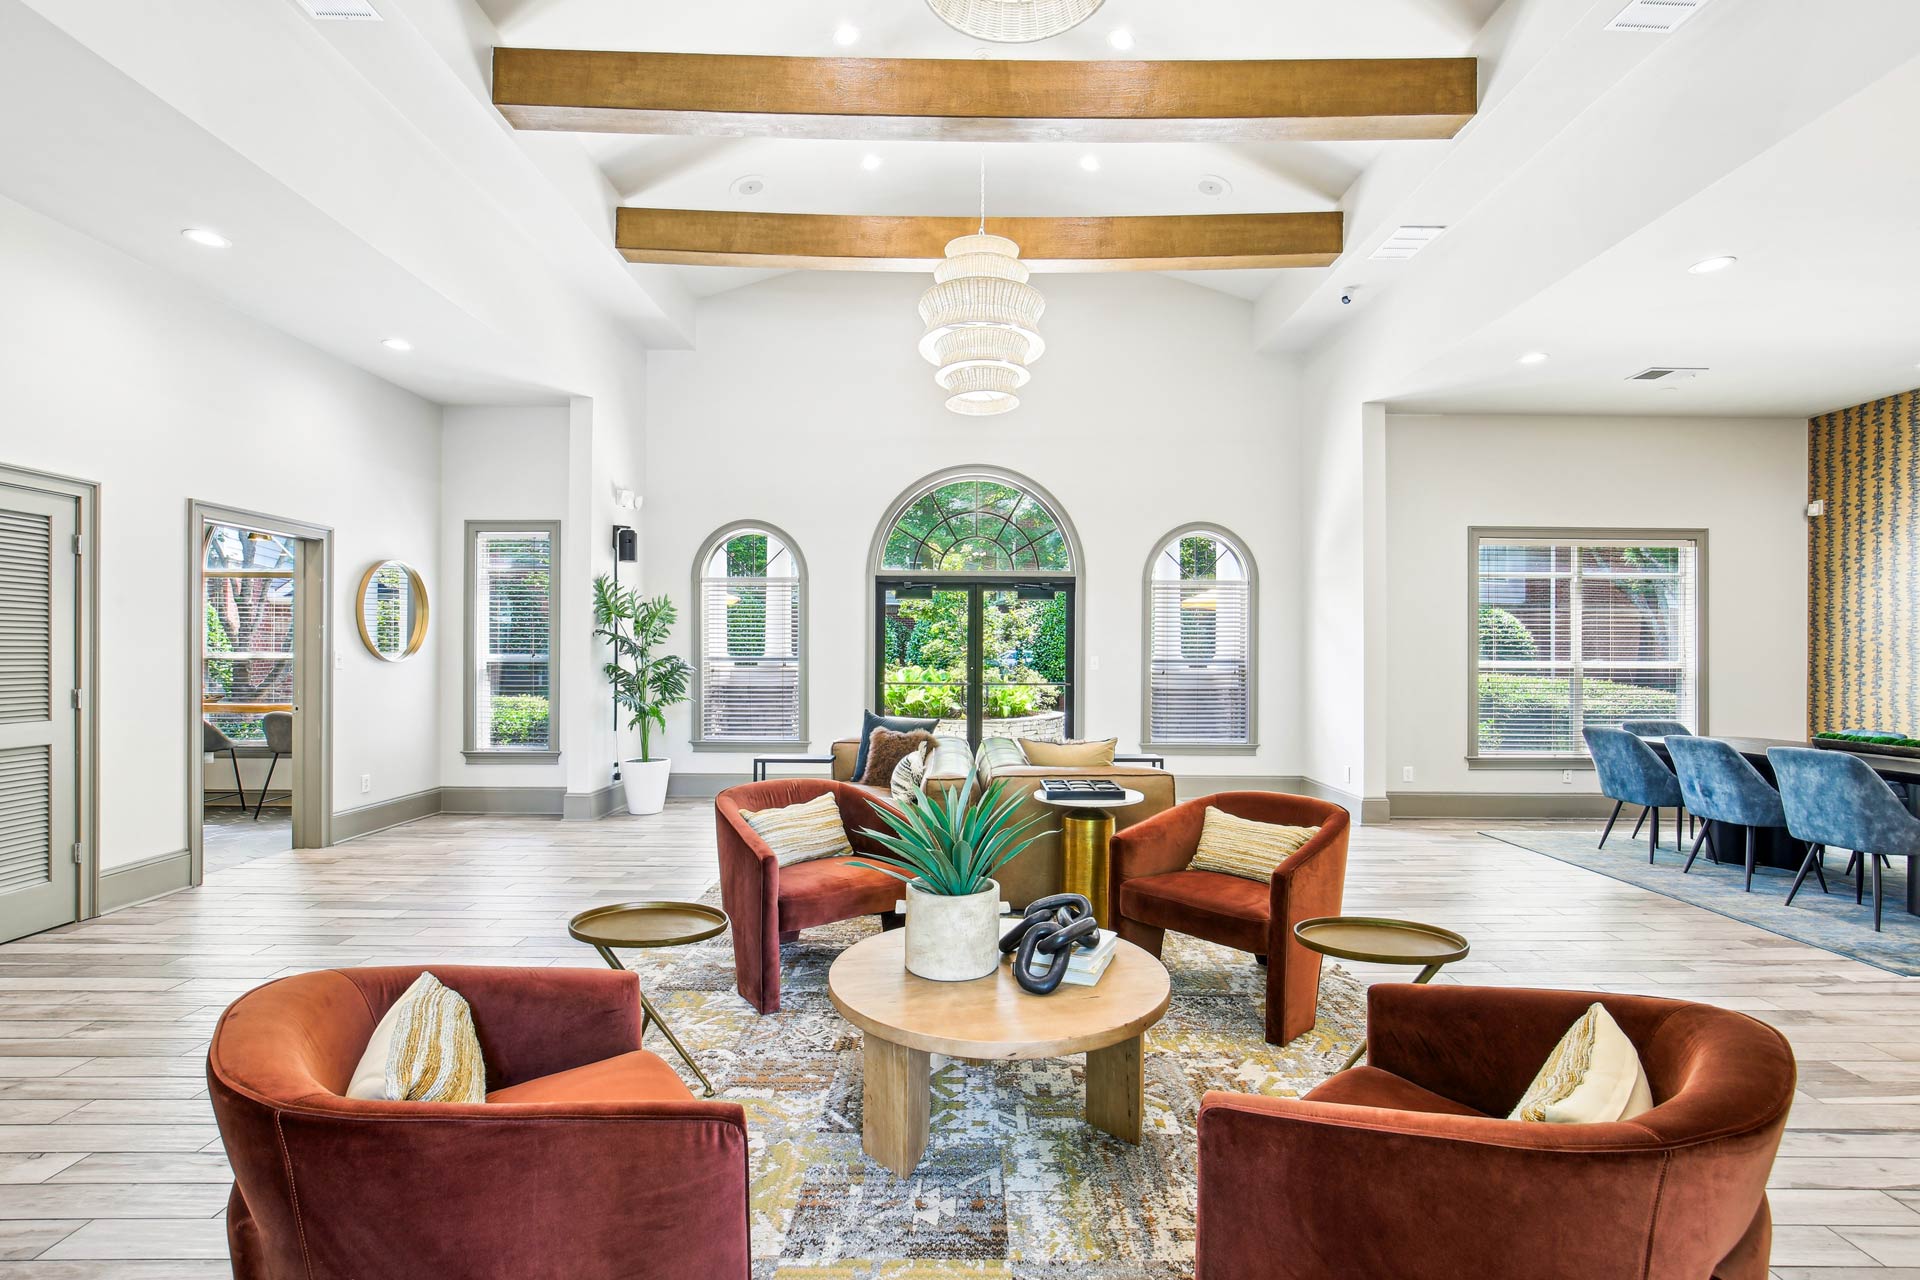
top-left (861, 727), bottom-right (936, 787)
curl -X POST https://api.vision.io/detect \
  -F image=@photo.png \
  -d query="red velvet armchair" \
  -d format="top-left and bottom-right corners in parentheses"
top-left (715, 779), bottom-right (904, 1014)
top-left (1197, 984), bottom-right (1795, 1280)
top-left (1109, 791), bottom-right (1350, 1045)
top-left (207, 964), bottom-right (750, 1280)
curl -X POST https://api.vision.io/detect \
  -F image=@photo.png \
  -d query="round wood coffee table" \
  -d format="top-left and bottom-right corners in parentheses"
top-left (828, 928), bottom-right (1170, 1177)
top-left (569, 900), bottom-right (729, 1096)
top-left (1293, 915), bottom-right (1471, 1070)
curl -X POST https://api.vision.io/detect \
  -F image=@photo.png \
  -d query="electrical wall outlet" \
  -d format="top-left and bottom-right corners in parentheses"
top-left (1344, 765), bottom-right (1353, 783)
top-left (1562, 769), bottom-right (1574, 785)
top-left (1400, 765), bottom-right (1414, 783)
top-left (334, 652), bottom-right (343, 670)
top-left (360, 774), bottom-right (372, 794)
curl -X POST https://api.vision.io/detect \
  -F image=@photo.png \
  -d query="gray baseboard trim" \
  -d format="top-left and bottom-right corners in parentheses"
top-left (562, 785), bottom-right (622, 820)
top-left (440, 786), bottom-right (568, 816)
top-left (99, 849), bottom-right (192, 913)
top-left (1274, 775), bottom-right (1390, 824)
top-left (667, 772), bottom-right (750, 799)
top-left (333, 789), bottom-right (444, 843)
top-left (1387, 791), bottom-right (1618, 820)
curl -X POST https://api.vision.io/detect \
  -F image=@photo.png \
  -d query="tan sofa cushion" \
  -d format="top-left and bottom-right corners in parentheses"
top-left (1019, 737), bottom-right (1118, 767)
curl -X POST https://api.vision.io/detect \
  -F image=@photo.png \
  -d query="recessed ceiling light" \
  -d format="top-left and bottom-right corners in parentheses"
top-left (1197, 175), bottom-right (1232, 197)
top-left (1518, 351), bottom-right (1550, 365)
top-left (1078, 155), bottom-right (1100, 173)
top-left (860, 153), bottom-right (883, 172)
top-left (832, 22), bottom-right (859, 46)
top-left (1688, 255), bottom-right (1738, 274)
top-left (730, 175), bottom-right (765, 198)
top-left (1107, 28), bottom-right (1134, 50)
top-left (381, 337), bottom-right (413, 353)
top-left (180, 227), bottom-right (231, 249)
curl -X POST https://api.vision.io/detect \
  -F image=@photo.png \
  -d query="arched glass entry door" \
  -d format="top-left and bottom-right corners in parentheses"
top-left (873, 473), bottom-right (1077, 746)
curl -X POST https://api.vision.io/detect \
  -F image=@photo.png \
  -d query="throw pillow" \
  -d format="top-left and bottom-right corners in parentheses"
top-left (890, 741), bottom-right (935, 807)
top-left (861, 727), bottom-right (936, 787)
top-left (1189, 807), bottom-right (1320, 882)
top-left (1019, 737), bottom-right (1118, 767)
top-left (1509, 1002), bottom-right (1655, 1124)
top-left (974, 736), bottom-right (1028, 781)
top-left (346, 971), bottom-right (487, 1103)
top-left (853, 710), bottom-right (938, 782)
top-left (740, 792), bottom-right (853, 867)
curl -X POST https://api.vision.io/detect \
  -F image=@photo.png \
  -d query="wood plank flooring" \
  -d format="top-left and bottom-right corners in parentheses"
top-left (0, 807), bottom-right (1915, 1277)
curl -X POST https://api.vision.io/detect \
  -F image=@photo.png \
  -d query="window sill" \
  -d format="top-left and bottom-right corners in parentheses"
top-left (1466, 756), bottom-right (1595, 771)
top-left (692, 739), bottom-right (811, 753)
top-left (1141, 741), bottom-right (1259, 756)
top-left (462, 749), bottom-right (562, 765)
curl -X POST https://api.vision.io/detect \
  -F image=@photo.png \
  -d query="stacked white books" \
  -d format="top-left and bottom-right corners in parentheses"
top-left (1000, 920), bottom-right (1119, 987)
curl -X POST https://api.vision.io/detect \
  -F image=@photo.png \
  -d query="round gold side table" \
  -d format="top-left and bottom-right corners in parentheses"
top-left (1292, 915), bottom-right (1471, 1071)
top-left (568, 900), bottom-right (729, 1096)
top-left (1032, 788), bottom-right (1145, 929)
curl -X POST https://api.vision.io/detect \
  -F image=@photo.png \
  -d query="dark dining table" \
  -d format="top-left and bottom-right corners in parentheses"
top-left (1641, 735), bottom-right (1919, 916)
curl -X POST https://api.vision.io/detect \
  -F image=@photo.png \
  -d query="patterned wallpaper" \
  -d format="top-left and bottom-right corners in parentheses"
top-left (1808, 388), bottom-right (1920, 736)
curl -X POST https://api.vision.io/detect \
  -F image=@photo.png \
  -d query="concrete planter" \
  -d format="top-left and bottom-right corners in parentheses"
top-left (902, 878), bottom-right (1003, 982)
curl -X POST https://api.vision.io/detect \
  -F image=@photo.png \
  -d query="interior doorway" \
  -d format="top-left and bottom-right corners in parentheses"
top-left (191, 504), bottom-right (330, 879)
top-left (875, 579), bottom-right (1075, 747)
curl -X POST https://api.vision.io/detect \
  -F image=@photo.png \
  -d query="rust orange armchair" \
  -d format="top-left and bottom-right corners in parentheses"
top-left (207, 964), bottom-right (750, 1280)
top-left (715, 779), bottom-right (904, 1014)
top-left (1109, 791), bottom-right (1350, 1045)
top-left (1197, 985), bottom-right (1795, 1280)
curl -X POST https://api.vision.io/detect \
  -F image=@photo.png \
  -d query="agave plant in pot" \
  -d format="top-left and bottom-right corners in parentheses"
top-left (593, 577), bottom-right (691, 816)
top-left (854, 770), bottom-right (1048, 981)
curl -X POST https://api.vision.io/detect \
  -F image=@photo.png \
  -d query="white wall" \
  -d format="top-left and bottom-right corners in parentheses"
top-left (0, 195), bottom-right (441, 869)
top-left (645, 272), bottom-right (1303, 780)
top-left (436, 405), bottom-right (571, 790)
top-left (1383, 411), bottom-right (1808, 797)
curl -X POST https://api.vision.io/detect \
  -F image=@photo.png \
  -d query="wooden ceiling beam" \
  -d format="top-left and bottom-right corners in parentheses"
top-left (495, 50), bottom-right (1475, 143)
top-left (614, 209), bottom-right (1343, 272)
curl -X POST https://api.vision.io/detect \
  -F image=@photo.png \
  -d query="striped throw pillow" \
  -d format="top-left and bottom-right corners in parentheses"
top-left (346, 971), bottom-right (486, 1103)
top-left (741, 792), bottom-right (853, 867)
top-left (1188, 807), bottom-right (1319, 882)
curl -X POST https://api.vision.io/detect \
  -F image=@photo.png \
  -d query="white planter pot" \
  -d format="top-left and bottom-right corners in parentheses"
top-left (621, 758), bottom-right (671, 816)
top-left (902, 878), bottom-right (1003, 982)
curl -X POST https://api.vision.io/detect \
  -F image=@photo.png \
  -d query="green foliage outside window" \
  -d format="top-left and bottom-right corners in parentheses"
top-left (1476, 606), bottom-right (1537, 660)
top-left (724, 533), bottom-right (768, 656)
top-left (1476, 674), bottom-right (1678, 754)
top-left (490, 694), bottom-right (551, 746)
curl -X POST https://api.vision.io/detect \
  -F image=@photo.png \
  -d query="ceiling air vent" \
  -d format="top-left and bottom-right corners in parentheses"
top-left (1370, 226), bottom-right (1447, 261)
top-left (1606, 0), bottom-right (1709, 33)
top-left (297, 0), bottom-right (381, 19)
top-left (1628, 366), bottom-right (1706, 382)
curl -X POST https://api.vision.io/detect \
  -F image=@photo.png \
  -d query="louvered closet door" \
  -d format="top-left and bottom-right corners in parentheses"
top-left (0, 488), bottom-right (77, 942)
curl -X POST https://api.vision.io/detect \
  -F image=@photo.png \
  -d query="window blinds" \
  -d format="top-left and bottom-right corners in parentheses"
top-left (1147, 576), bottom-right (1252, 744)
top-left (699, 575), bottom-right (801, 741)
top-left (1474, 535), bottom-right (1700, 757)
top-left (474, 529), bottom-right (553, 751)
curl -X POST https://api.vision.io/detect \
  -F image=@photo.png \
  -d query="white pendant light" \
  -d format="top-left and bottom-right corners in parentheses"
top-left (925, 0), bottom-right (1104, 42)
top-left (918, 157), bottom-right (1044, 416)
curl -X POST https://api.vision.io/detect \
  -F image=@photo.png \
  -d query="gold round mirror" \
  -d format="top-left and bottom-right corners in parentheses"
top-left (356, 560), bottom-right (428, 662)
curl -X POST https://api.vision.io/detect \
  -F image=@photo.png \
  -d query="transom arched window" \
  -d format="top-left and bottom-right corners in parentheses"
top-left (879, 476), bottom-right (1073, 574)
top-left (1144, 526), bottom-right (1256, 749)
top-left (692, 524), bottom-right (807, 747)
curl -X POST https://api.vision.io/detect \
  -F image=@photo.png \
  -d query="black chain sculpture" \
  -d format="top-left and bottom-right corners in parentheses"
top-left (997, 893), bottom-right (1101, 995)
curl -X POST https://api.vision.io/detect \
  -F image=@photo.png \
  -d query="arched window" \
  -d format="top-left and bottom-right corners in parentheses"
top-left (1144, 526), bottom-right (1256, 749)
top-left (870, 469), bottom-right (1080, 744)
top-left (692, 524), bottom-right (806, 747)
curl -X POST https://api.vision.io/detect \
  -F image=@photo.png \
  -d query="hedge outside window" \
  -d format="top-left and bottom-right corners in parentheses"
top-left (1144, 527), bottom-right (1255, 749)
top-left (694, 524), bottom-right (806, 747)
top-left (1470, 530), bottom-right (1702, 763)
top-left (464, 522), bottom-right (559, 761)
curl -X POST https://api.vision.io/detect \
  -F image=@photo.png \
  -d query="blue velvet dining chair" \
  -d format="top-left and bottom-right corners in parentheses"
top-left (1621, 720), bottom-right (1692, 738)
top-left (1666, 736), bottom-right (1790, 892)
top-left (1770, 746), bottom-right (1920, 932)
top-left (1584, 727), bottom-right (1684, 863)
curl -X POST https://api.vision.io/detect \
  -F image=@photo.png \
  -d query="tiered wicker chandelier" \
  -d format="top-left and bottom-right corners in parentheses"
top-left (917, 160), bottom-right (1045, 416)
top-left (925, 0), bottom-right (1105, 42)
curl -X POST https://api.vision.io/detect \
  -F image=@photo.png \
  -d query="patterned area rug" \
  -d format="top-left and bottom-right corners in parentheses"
top-left (642, 907), bottom-right (1366, 1279)
top-left (1484, 828), bottom-right (1920, 976)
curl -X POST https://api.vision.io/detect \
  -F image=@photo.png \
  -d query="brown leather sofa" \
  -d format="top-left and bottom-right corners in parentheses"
top-left (715, 779), bottom-right (905, 1014)
top-left (1109, 791), bottom-right (1349, 1045)
top-left (207, 964), bottom-right (749, 1280)
top-left (1196, 984), bottom-right (1795, 1280)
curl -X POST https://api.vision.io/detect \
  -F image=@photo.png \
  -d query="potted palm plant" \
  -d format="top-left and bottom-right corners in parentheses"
top-left (854, 770), bottom-right (1048, 981)
top-left (593, 577), bottom-right (692, 816)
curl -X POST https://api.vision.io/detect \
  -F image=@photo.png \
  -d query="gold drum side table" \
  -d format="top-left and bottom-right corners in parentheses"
top-left (1032, 788), bottom-right (1145, 928)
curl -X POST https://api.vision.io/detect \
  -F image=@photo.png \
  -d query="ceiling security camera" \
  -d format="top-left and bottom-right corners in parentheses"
top-left (1339, 285), bottom-right (1361, 306)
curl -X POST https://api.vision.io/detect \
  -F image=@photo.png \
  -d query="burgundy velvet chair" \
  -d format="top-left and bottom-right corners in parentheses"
top-left (1196, 984), bottom-right (1795, 1280)
top-left (1109, 791), bottom-right (1350, 1045)
top-left (207, 964), bottom-right (749, 1280)
top-left (715, 779), bottom-right (904, 1014)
